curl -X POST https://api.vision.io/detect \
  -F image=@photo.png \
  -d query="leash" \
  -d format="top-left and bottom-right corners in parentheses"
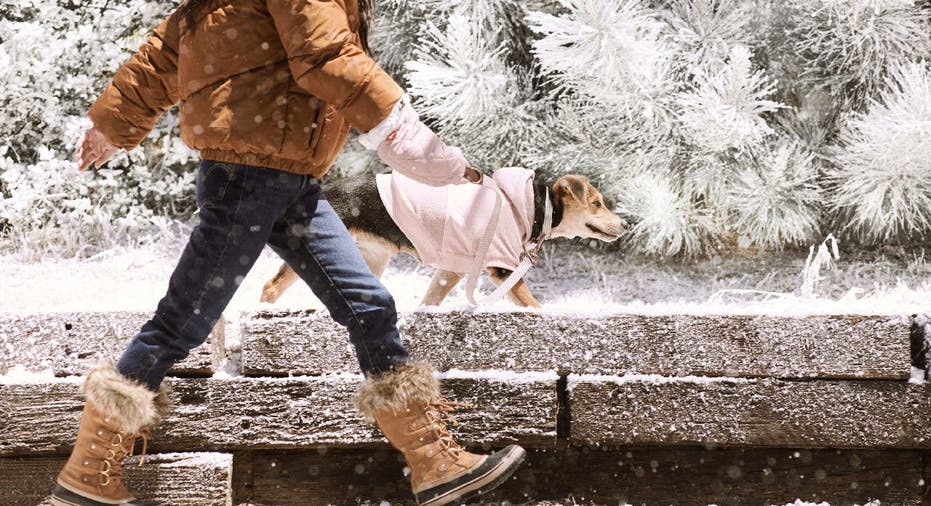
top-left (464, 185), bottom-right (552, 308)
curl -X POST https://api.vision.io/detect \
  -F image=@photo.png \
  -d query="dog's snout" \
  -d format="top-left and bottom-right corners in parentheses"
top-left (612, 214), bottom-right (628, 233)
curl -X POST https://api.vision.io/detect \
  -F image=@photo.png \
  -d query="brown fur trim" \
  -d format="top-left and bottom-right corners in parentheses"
top-left (81, 361), bottom-right (172, 433)
top-left (355, 363), bottom-right (440, 422)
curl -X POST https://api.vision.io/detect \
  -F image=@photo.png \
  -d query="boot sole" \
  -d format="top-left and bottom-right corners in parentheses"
top-left (417, 444), bottom-right (526, 506)
top-left (51, 482), bottom-right (143, 506)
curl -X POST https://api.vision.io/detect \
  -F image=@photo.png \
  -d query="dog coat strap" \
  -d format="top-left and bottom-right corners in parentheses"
top-left (470, 188), bottom-right (551, 307)
top-left (464, 177), bottom-right (503, 306)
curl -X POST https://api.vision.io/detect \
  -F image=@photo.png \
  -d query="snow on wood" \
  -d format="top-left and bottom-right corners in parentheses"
top-left (570, 378), bottom-right (931, 449)
top-left (0, 452), bottom-right (233, 506)
top-left (240, 310), bottom-right (911, 380)
top-left (0, 376), bottom-right (557, 456)
top-left (0, 312), bottom-right (223, 376)
top-left (240, 447), bottom-right (924, 506)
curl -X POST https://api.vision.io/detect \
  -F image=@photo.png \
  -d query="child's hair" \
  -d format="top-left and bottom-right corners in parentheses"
top-left (181, 0), bottom-right (374, 54)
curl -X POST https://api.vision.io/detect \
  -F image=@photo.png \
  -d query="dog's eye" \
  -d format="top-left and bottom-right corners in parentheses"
top-left (593, 201), bottom-right (602, 208)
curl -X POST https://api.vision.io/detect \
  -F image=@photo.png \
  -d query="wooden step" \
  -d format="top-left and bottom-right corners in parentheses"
top-left (0, 312), bottom-right (223, 377)
top-left (569, 375), bottom-right (931, 449)
top-left (240, 310), bottom-right (911, 380)
top-left (0, 452), bottom-right (233, 506)
top-left (0, 373), bottom-right (558, 456)
top-left (235, 447), bottom-right (926, 505)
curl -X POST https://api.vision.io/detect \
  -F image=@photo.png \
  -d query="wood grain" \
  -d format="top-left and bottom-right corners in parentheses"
top-left (0, 375), bottom-right (558, 456)
top-left (239, 310), bottom-right (911, 380)
top-left (0, 452), bottom-right (233, 506)
top-left (0, 312), bottom-right (222, 376)
top-left (238, 447), bottom-right (927, 506)
top-left (570, 377), bottom-right (931, 449)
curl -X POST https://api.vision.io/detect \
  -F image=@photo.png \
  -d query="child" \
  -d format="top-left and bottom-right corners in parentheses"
top-left (51, 1), bottom-right (525, 505)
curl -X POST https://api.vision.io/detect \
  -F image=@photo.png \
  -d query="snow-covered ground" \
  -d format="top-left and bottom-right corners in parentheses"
top-left (1, 235), bottom-right (928, 316)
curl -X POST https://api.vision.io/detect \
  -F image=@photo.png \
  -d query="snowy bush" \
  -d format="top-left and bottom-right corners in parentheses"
top-left (615, 170), bottom-right (720, 257)
top-left (0, 0), bottom-right (197, 259)
top-left (728, 142), bottom-right (822, 250)
top-left (406, 16), bottom-right (518, 130)
top-left (3, 0), bottom-right (930, 260)
top-left (527, 0), bottom-right (674, 112)
top-left (828, 62), bottom-right (931, 243)
top-left (664, 0), bottom-right (759, 78)
top-left (785, 0), bottom-right (931, 113)
top-left (676, 46), bottom-right (783, 153)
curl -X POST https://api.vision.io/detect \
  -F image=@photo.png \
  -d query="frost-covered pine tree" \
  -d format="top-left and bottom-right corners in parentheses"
top-left (676, 45), bottom-right (782, 154)
top-left (3, 0), bottom-right (930, 259)
top-left (829, 62), bottom-right (931, 243)
top-left (783, 0), bottom-right (931, 115)
top-left (0, 0), bottom-right (196, 259)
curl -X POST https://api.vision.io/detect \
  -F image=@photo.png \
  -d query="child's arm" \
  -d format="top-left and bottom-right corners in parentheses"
top-left (268, 0), bottom-right (471, 186)
top-left (86, 10), bottom-right (181, 153)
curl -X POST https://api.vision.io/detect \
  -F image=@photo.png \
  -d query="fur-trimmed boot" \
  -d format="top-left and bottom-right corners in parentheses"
top-left (50, 362), bottom-right (171, 506)
top-left (357, 363), bottom-right (525, 506)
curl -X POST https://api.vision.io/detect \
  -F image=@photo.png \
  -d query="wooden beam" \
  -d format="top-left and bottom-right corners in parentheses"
top-left (0, 373), bottom-right (558, 456)
top-left (569, 376), bottom-right (931, 449)
top-left (240, 447), bottom-right (927, 506)
top-left (0, 452), bottom-right (233, 506)
top-left (239, 310), bottom-right (910, 380)
top-left (0, 312), bottom-right (222, 377)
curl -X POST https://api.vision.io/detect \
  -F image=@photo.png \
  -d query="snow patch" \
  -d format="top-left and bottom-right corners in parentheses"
top-left (0, 365), bottom-right (78, 385)
top-left (567, 373), bottom-right (752, 391)
top-left (437, 369), bottom-right (559, 383)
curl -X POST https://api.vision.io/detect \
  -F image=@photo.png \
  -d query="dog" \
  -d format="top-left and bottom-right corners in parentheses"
top-left (260, 169), bottom-right (626, 308)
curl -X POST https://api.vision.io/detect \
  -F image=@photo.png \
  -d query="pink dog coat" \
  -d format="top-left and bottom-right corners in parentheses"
top-left (375, 167), bottom-right (536, 274)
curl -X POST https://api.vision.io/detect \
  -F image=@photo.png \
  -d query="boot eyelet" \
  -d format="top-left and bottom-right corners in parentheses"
top-left (83, 460), bottom-right (90, 466)
top-left (81, 476), bottom-right (88, 483)
top-left (96, 430), bottom-right (103, 436)
top-left (90, 444), bottom-right (97, 450)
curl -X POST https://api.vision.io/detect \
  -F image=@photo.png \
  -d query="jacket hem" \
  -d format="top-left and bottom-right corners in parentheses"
top-left (199, 149), bottom-right (326, 177)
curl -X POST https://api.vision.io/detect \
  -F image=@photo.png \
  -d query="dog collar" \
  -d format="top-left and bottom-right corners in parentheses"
top-left (524, 188), bottom-right (552, 264)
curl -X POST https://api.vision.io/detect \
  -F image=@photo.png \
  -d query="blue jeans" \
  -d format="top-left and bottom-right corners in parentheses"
top-left (117, 160), bottom-right (410, 390)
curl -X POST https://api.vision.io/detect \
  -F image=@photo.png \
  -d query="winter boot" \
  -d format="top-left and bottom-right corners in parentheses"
top-left (50, 362), bottom-right (171, 506)
top-left (357, 363), bottom-right (525, 506)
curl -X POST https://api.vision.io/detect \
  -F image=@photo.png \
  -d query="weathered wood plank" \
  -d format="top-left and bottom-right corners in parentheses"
top-left (0, 452), bottom-right (233, 506)
top-left (0, 312), bottom-right (222, 376)
top-left (240, 310), bottom-right (910, 380)
top-left (240, 447), bottom-right (926, 506)
top-left (0, 373), bottom-right (558, 456)
top-left (569, 376), bottom-right (931, 449)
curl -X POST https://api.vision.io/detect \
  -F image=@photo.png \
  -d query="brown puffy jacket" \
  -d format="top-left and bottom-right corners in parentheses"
top-left (88, 0), bottom-right (403, 177)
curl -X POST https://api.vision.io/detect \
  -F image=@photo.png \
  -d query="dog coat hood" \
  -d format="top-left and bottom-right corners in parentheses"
top-left (376, 167), bottom-right (536, 273)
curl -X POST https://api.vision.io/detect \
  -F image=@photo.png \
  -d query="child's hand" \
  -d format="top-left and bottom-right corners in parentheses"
top-left (463, 166), bottom-right (484, 184)
top-left (75, 127), bottom-right (119, 171)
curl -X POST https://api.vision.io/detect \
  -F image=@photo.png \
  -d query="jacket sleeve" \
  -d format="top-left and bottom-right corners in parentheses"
top-left (267, 0), bottom-right (404, 133)
top-left (87, 10), bottom-right (182, 150)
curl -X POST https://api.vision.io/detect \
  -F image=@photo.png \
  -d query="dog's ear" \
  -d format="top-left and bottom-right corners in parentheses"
top-left (554, 176), bottom-right (590, 205)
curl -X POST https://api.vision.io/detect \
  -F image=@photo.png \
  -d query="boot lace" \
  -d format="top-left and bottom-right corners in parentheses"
top-left (99, 428), bottom-right (150, 487)
top-left (424, 399), bottom-right (472, 460)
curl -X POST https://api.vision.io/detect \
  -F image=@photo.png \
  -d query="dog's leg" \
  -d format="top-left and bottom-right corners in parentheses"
top-left (421, 270), bottom-right (463, 306)
top-left (488, 267), bottom-right (542, 308)
top-left (352, 231), bottom-right (396, 278)
top-left (261, 263), bottom-right (301, 303)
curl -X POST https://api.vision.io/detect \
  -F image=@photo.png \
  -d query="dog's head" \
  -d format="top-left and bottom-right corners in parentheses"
top-left (549, 175), bottom-right (626, 241)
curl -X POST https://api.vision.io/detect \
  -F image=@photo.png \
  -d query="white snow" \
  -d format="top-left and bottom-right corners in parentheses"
top-left (437, 369), bottom-right (560, 383)
top-left (2, 242), bottom-right (928, 317)
top-left (776, 501), bottom-right (881, 506)
top-left (0, 365), bottom-right (78, 385)
top-left (567, 373), bottom-right (752, 391)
